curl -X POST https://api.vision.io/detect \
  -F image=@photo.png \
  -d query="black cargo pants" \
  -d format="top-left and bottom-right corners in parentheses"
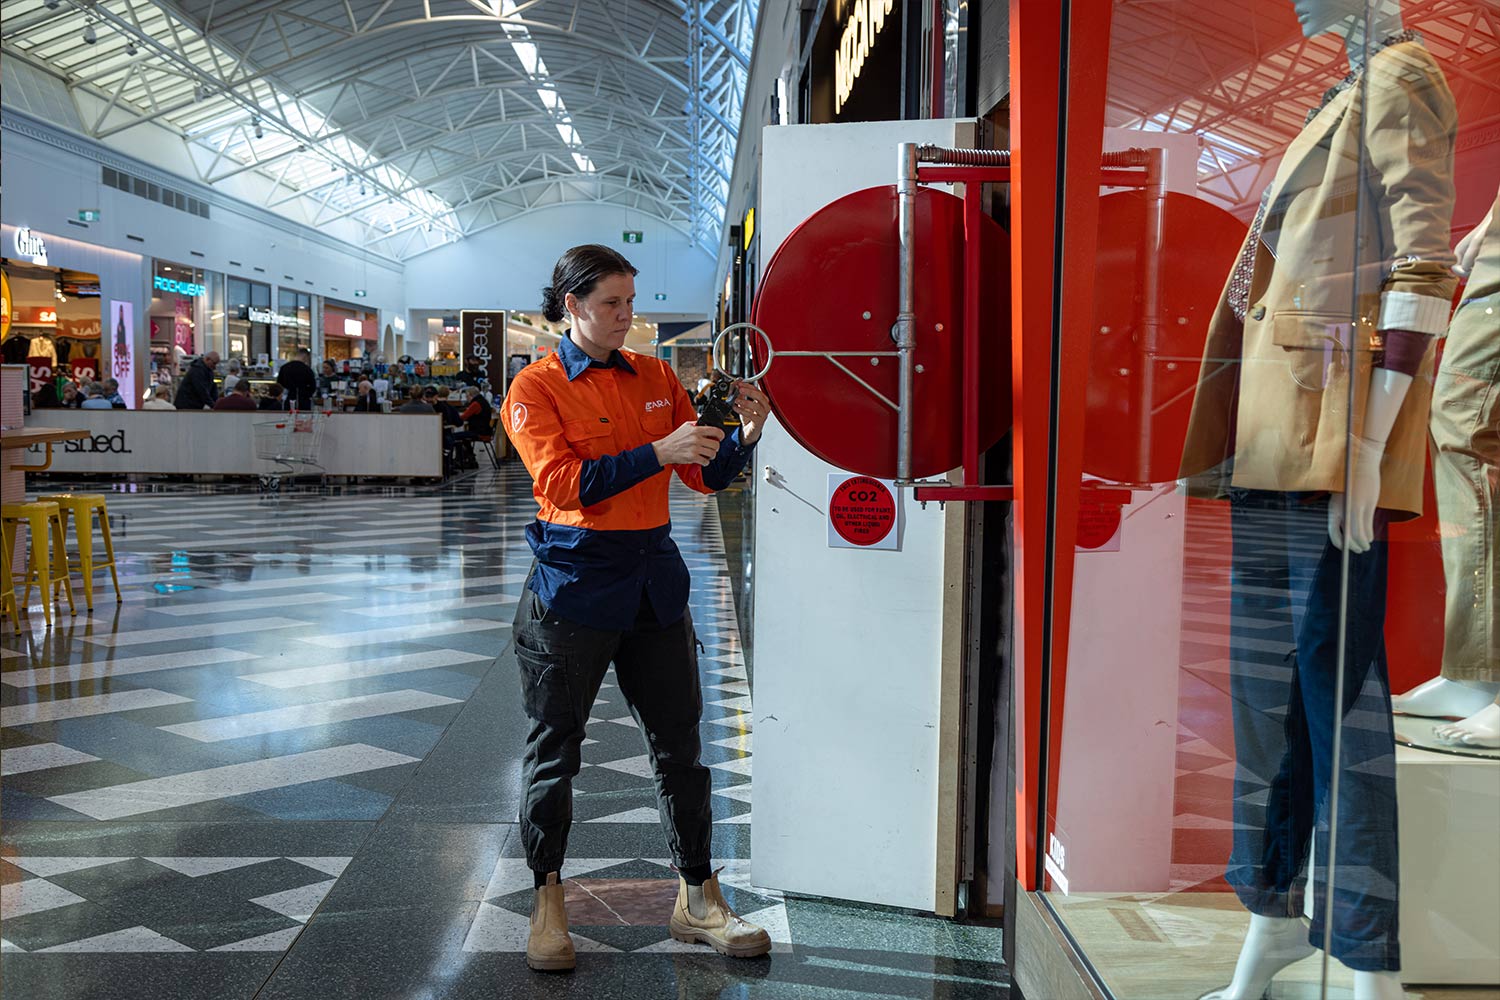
top-left (512, 588), bottom-right (713, 875)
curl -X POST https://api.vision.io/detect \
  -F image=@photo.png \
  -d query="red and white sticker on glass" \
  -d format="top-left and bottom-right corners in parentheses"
top-left (826, 474), bottom-right (900, 550)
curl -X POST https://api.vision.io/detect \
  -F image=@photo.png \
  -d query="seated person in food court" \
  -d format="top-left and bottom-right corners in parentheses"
top-left (142, 385), bottom-right (174, 410)
top-left (397, 386), bottom-right (435, 414)
top-left (60, 381), bottom-right (84, 408)
top-left (352, 380), bottom-right (379, 412)
top-left (259, 383), bottom-right (287, 410)
top-left (103, 377), bottom-right (126, 407)
top-left (175, 351), bottom-right (221, 409)
top-left (212, 380), bottom-right (257, 411)
top-left (453, 385), bottom-right (493, 444)
top-left (422, 386), bottom-right (441, 411)
top-left (434, 386), bottom-right (463, 427)
top-left (317, 360), bottom-right (337, 396)
top-left (221, 357), bottom-right (245, 394)
top-left (79, 383), bottom-right (114, 409)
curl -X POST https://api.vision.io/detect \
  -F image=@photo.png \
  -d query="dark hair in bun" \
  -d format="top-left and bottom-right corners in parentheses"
top-left (542, 244), bottom-right (638, 324)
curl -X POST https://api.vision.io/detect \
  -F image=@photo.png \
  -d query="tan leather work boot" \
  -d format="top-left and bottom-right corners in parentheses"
top-left (526, 872), bottom-right (576, 972)
top-left (668, 872), bottom-right (772, 958)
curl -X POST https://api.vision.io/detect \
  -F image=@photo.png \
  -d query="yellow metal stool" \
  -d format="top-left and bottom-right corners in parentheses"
top-left (0, 502), bottom-right (77, 627)
top-left (1, 526), bottom-right (20, 635)
top-left (40, 493), bottom-right (122, 612)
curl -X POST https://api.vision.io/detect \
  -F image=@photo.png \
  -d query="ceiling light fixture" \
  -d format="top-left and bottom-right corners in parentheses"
top-left (83, 23), bottom-right (97, 44)
top-left (252, 116), bottom-right (263, 139)
top-left (44, 0), bottom-right (61, 9)
top-left (125, 40), bottom-right (137, 55)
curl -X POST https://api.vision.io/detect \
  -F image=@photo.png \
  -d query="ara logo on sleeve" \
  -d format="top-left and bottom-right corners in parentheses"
top-left (510, 402), bottom-right (529, 433)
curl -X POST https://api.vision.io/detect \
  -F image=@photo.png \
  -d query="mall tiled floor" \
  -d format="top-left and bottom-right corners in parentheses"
top-left (0, 466), bottom-right (1006, 999)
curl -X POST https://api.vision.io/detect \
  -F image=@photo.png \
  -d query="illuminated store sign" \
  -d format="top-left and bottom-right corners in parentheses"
top-left (154, 274), bottom-right (206, 297)
top-left (247, 306), bottom-right (307, 327)
top-left (835, 0), bottom-right (896, 115)
top-left (13, 227), bottom-right (48, 266)
top-left (343, 318), bottom-right (363, 337)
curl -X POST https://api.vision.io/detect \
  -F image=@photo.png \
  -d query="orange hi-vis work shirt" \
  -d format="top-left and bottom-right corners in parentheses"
top-left (503, 335), bottom-right (753, 630)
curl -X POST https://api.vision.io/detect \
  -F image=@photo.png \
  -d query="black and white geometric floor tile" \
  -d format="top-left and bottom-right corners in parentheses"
top-left (1, 856), bottom-right (350, 953)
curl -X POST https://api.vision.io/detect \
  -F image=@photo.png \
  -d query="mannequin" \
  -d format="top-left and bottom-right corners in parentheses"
top-left (1394, 193), bottom-right (1500, 749)
top-left (1179, 2), bottom-right (1458, 997)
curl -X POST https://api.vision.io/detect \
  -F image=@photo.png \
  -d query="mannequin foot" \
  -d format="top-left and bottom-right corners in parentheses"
top-left (1199, 915), bottom-right (1314, 1000)
top-left (1352, 970), bottom-right (1406, 1000)
top-left (1391, 678), bottom-right (1500, 719)
top-left (1432, 699), bottom-right (1500, 749)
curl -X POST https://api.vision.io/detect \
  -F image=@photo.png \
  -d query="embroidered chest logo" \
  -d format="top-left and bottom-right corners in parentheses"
top-left (644, 399), bottom-right (671, 413)
top-left (510, 402), bottom-right (529, 432)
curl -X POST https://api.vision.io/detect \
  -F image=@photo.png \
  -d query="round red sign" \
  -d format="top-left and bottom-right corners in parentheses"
top-left (829, 476), bottom-right (897, 546)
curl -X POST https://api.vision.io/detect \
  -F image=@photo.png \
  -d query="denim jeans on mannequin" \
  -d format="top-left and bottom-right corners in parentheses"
top-left (1225, 488), bottom-right (1400, 972)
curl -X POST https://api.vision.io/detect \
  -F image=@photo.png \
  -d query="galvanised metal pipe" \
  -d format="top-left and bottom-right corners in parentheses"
top-left (896, 141), bottom-right (919, 484)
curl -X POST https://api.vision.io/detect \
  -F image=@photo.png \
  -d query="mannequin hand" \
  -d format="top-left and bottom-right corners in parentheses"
top-left (1454, 205), bottom-right (1492, 277)
top-left (1328, 436), bottom-right (1384, 554)
top-left (731, 381), bottom-right (770, 445)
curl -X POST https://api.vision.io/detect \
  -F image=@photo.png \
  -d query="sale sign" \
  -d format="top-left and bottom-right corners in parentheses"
top-left (827, 473), bottom-right (900, 550)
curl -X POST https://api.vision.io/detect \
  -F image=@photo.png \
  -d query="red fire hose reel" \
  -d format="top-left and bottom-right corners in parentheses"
top-left (723, 144), bottom-right (1245, 501)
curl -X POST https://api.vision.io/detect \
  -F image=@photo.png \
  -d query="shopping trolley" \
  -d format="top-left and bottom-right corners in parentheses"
top-left (253, 411), bottom-right (328, 491)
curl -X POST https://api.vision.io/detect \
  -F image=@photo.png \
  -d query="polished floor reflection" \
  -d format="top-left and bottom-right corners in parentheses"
top-left (1, 468), bottom-right (1005, 999)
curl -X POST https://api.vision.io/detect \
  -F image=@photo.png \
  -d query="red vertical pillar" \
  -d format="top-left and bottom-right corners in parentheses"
top-left (1008, 0), bottom-right (1065, 891)
top-left (1010, 0), bottom-right (1116, 890)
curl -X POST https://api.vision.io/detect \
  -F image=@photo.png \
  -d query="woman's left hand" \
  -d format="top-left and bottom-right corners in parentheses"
top-left (732, 381), bottom-right (771, 445)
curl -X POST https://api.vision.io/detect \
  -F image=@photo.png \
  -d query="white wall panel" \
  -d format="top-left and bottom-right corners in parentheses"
top-left (751, 119), bottom-right (975, 912)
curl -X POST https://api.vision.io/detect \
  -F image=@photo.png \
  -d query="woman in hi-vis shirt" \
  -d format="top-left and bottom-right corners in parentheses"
top-left (503, 244), bottom-right (771, 972)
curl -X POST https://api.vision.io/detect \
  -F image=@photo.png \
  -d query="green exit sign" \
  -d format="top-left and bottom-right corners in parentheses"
top-left (623, 231), bottom-right (644, 244)
top-left (654, 293), bottom-right (667, 301)
top-left (353, 290), bottom-right (367, 297)
top-left (78, 209), bottom-right (100, 222)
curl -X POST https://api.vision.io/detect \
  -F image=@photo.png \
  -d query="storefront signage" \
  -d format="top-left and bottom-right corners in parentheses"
top-left (392, 315), bottom-right (407, 333)
top-left (835, 0), bottom-right (897, 115)
top-left (826, 473), bottom-right (900, 549)
top-left (742, 208), bottom-right (756, 250)
top-left (247, 306), bottom-right (307, 327)
top-left (154, 274), bottom-right (206, 297)
top-left (13, 227), bottom-right (48, 266)
top-left (60, 318), bottom-right (101, 340)
top-left (461, 310), bottom-right (508, 388)
top-left (343, 318), bottom-right (363, 337)
top-left (24, 410), bottom-right (443, 478)
top-left (110, 300), bottom-right (137, 409)
top-left (0, 269), bottom-right (10, 341)
top-left (15, 307), bottom-right (59, 326)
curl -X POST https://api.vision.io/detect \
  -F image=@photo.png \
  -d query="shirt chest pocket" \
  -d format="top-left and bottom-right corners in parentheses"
top-left (642, 405), bottom-right (676, 439)
top-left (563, 419), bottom-right (613, 460)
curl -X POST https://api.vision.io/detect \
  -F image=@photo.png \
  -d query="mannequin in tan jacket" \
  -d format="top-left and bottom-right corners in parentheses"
top-left (1394, 193), bottom-right (1500, 745)
top-left (1185, 2), bottom-right (1458, 999)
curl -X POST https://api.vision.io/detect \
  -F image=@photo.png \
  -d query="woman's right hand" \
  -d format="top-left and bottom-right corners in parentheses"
top-left (652, 422), bottom-right (725, 467)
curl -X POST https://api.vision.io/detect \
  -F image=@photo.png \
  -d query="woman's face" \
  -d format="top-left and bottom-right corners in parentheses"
top-left (567, 272), bottom-right (635, 357)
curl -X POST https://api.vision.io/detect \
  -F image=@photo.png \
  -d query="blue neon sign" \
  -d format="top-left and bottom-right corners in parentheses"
top-left (154, 274), bottom-right (206, 297)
